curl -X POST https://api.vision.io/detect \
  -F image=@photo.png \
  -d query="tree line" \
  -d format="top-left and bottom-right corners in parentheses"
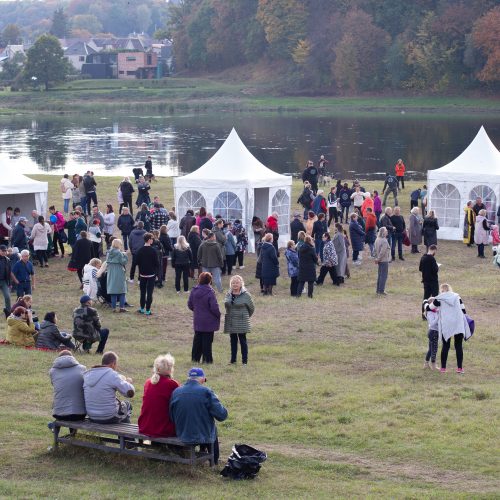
top-left (168, 0), bottom-right (500, 92)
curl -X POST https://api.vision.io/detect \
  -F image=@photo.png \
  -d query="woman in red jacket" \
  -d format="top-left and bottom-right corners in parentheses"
top-left (138, 353), bottom-right (180, 438)
top-left (395, 159), bottom-right (406, 189)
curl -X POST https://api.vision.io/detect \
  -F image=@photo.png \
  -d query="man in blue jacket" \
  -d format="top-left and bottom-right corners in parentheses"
top-left (170, 367), bottom-right (228, 464)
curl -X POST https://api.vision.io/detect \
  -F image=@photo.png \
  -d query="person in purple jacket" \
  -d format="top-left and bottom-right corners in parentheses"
top-left (373, 190), bottom-right (382, 224)
top-left (187, 272), bottom-right (221, 364)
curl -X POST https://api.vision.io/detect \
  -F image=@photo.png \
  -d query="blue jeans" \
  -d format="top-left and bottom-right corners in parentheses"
top-left (111, 293), bottom-right (126, 309)
top-left (16, 281), bottom-right (32, 297)
top-left (203, 266), bottom-right (222, 292)
top-left (80, 195), bottom-right (87, 214)
top-left (122, 233), bottom-right (130, 251)
top-left (314, 238), bottom-right (324, 260)
top-left (391, 233), bottom-right (403, 259)
top-left (63, 198), bottom-right (70, 213)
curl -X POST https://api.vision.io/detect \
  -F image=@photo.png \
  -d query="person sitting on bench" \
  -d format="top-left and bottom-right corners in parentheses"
top-left (50, 350), bottom-right (86, 421)
top-left (73, 295), bottom-right (109, 354)
top-left (83, 351), bottom-right (135, 424)
top-left (170, 367), bottom-right (228, 464)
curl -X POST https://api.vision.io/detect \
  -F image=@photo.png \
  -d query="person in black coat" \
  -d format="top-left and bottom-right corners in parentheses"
top-left (296, 235), bottom-right (318, 298)
top-left (290, 212), bottom-right (306, 243)
top-left (390, 206), bottom-right (406, 261)
top-left (419, 244), bottom-right (439, 319)
top-left (171, 236), bottom-right (192, 293)
top-left (11, 219), bottom-right (28, 251)
top-left (119, 177), bottom-right (135, 215)
top-left (260, 233), bottom-right (279, 296)
top-left (69, 231), bottom-right (92, 285)
top-left (117, 207), bottom-right (135, 251)
top-left (188, 226), bottom-right (202, 279)
top-left (159, 225), bottom-right (173, 283)
top-left (312, 213), bottom-right (328, 259)
top-left (180, 210), bottom-right (196, 238)
top-left (422, 210), bottom-right (439, 250)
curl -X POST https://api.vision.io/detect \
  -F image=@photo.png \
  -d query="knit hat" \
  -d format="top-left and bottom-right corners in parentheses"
top-left (80, 295), bottom-right (92, 304)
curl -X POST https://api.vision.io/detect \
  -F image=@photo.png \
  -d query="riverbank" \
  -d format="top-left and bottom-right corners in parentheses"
top-left (1, 77), bottom-right (500, 115)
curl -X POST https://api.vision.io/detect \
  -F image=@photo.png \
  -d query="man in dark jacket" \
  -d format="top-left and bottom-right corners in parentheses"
top-left (0, 245), bottom-right (18, 317)
top-left (128, 221), bottom-right (146, 283)
top-left (73, 295), bottom-right (109, 353)
top-left (472, 197), bottom-right (486, 216)
top-left (11, 218), bottom-right (28, 251)
top-left (135, 233), bottom-right (160, 315)
top-left (290, 212), bottom-right (306, 243)
top-left (83, 171), bottom-right (97, 215)
top-left (302, 160), bottom-right (319, 194)
top-left (390, 206), bottom-right (406, 261)
top-left (197, 232), bottom-right (224, 293)
top-left (419, 244), bottom-right (439, 300)
top-left (379, 207), bottom-right (395, 248)
top-left (179, 210), bottom-right (196, 237)
top-left (382, 173), bottom-right (399, 207)
top-left (119, 177), bottom-right (135, 216)
top-left (338, 183), bottom-right (352, 223)
top-left (170, 367), bottom-right (228, 465)
top-left (348, 213), bottom-right (365, 265)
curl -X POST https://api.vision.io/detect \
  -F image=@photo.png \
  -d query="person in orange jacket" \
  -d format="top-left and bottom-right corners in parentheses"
top-left (361, 192), bottom-right (374, 218)
top-left (395, 159), bottom-right (406, 189)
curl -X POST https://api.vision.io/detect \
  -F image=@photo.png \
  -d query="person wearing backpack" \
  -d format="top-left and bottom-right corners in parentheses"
top-left (83, 171), bottom-right (98, 215)
top-left (382, 173), bottom-right (399, 207)
top-left (338, 183), bottom-right (352, 223)
top-left (297, 181), bottom-right (314, 219)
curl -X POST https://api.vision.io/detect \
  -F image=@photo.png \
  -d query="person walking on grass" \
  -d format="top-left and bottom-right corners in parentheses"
top-left (224, 275), bottom-right (254, 365)
top-left (136, 233), bottom-right (160, 315)
top-left (419, 244), bottom-right (439, 307)
top-left (188, 272), bottom-right (221, 364)
top-left (382, 172), bottom-right (399, 206)
top-left (428, 284), bottom-right (471, 374)
top-left (374, 227), bottom-right (391, 295)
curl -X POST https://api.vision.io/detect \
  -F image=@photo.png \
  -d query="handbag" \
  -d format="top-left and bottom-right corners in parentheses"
top-left (58, 229), bottom-right (68, 244)
top-left (465, 314), bottom-right (475, 339)
top-left (402, 230), bottom-right (410, 247)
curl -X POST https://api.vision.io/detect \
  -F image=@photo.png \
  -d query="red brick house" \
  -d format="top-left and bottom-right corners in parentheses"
top-left (117, 51), bottom-right (157, 79)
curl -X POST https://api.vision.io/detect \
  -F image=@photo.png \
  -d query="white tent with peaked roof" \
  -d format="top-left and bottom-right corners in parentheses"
top-left (0, 171), bottom-right (48, 222)
top-left (427, 126), bottom-right (500, 240)
top-left (174, 128), bottom-right (293, 251)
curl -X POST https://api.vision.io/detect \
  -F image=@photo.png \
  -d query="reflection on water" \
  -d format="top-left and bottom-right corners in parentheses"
top-left (0, 113), bottom-right (499, 180)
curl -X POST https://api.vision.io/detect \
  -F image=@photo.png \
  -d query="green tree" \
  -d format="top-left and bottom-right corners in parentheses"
top-left (50, 7), bottom-right (71, 38)
top-left (70, 14), bottom-right (102, 34)
top-left (0, 24), bottom-right (22, 48)
top-left (0, 52), bottom-right (25, 82)
top-left (23, 34), bottom-right (70, 90)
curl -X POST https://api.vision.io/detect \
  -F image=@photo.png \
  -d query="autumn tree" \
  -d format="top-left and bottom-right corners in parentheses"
top-left (70, 14), bottom-right (102, 34)
top-left (0, 24), bottom-right (22, 48)
top-left (472, 6), bottom-right (500, 82)
top-left (23, 35), bottom-right (70, 90)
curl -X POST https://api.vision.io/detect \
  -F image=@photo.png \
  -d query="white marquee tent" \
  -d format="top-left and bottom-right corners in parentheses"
top-left (174, 128), bottom-right (293, 252)
top-left (0, 171), bottom-right (48, 219)
top-left (427, 126), bottom-right (500, 240)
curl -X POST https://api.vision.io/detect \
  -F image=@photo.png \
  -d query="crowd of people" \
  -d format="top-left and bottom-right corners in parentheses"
top-left (1, 156), bottom-right (495, 463)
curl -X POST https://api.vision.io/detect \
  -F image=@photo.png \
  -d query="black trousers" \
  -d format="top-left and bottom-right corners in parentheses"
top-left (410, 200), bottom-right (418, 209)
top-left (230, 333), bottom-right (248, 363)
top-left (225, 254), bottom-right (235, 275)
top-left (174, 265), bottom-right (190, 292)
top-left (290, 276), bottom-right (298, 296)
top-left (296, 280), bottom-right (314, 297)
top-left (130, 253), bottom-right (138, 280)
top-left (122, 195), bottom-right (133, 216)
top-left (235, 251), bottom-right (244, 267)
top-left (86, 191), bottom-right (98, 214)
top-left (36, 249), bottom-right (48, 266)
top-left (397, 175), bottom-right (405, 189)
top-left (423, 282), bottom-right (439, 300)
top-left (441, 334), bottom-right (464, 369)
top-left (192, 331), bottom-right (214, 363)
top-left (52, 230), bottom-right (65, 255)
top-left (328, 207), bottom-right (338, 227)
top-left (139, 276), bottom-right (156, 311)
top-left (317, 265), bottom-right (337, 284)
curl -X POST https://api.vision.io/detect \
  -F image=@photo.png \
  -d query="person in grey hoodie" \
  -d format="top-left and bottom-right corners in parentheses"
top-left (83, 351), bottom-right (135, 423)
top-left (49, 350), bottom-right (86, 420)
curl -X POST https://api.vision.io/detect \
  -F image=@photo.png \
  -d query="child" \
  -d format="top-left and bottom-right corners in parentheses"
top-left (82, 258), bottom-right (104, 300)
top-left (422, 298), bottom-right (439, 370)
top-left (491, 225), bottom-right (500, 246)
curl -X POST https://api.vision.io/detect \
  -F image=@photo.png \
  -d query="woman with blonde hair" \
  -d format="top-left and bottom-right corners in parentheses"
top-left (171, 235), bottom-right (192, 293)
top-left (138, 353), bottom-right (179, 437)
top-left (224, 275), bottom-right (255, 364)
top-left (422, 209), bottom-right (439, 251)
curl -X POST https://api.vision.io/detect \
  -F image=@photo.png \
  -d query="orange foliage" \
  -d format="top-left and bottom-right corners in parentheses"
top-left (472, 6), bottom-right (500, 82)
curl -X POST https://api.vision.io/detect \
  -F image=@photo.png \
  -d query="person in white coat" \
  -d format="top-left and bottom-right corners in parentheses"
top-left (474, 209), bottom-right (491, 259)
top-left (60, 174), bottom-right (74, 214)
top-left (30, 215), bottom-right (52, 267)
top-left (103, 204), bottom-right (116, 250)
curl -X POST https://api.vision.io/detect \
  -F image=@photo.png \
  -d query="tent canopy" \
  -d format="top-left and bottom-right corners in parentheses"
top-left (0, 171), bottom-right (48, 218)
top-left (428, 126), bottom-right (500, 183)
top-left (174, 128), bottom-right (291, 189)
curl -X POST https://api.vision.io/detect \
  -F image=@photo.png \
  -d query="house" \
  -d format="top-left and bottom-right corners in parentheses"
top-left (0, 45), bottom-right (26, 69)
top-left (117, 51), bottom-right (157, 79)
top-left (88, 37), bottom-right (145, 53)
top-left (81, 52), bottom-right (118, 79)
top-left (64, 41), bottom-right (97, 71)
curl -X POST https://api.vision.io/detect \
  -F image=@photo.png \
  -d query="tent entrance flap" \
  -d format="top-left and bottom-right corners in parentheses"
top-left (254, 188), bottom-right (269, 222)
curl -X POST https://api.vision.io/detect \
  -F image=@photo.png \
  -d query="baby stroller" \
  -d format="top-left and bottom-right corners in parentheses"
top-left (96, 272), bottom-right (112, 307)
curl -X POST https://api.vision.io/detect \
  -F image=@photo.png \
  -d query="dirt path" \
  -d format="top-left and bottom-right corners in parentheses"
top-left (258, 443), bottom-right (499, 493)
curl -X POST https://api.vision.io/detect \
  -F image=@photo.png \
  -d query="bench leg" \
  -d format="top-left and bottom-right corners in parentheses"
top-left (189, 445), bottom-right (196, 467)
top-left (53, 424), bottom-right (60, 451)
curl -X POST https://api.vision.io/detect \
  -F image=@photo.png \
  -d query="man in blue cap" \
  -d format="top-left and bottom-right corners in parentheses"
top-left (170, 367), bottom-right (228, 464)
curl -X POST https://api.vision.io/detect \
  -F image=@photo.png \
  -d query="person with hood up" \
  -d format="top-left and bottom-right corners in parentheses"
top-left (188, 272), bottom-right (221, 364)
top-left (36, 312), bottom-right (75, 350)
top-left (83, 351), bottom-right (135, 423)
top-left (428, 283), bottom-right (471, 373)
top-left (49, 350), bottom-right (87, 421)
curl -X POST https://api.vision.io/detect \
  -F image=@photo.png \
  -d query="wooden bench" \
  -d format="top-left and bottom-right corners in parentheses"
top-left (51, 420), bottom-right (214, 466)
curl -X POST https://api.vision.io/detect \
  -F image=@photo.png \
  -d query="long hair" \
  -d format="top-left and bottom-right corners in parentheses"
top-left (175, 235), bottom-right (189, 251)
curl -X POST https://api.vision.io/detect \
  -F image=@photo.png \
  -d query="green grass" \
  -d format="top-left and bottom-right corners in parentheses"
top-left (1, 77), bottom-right (499, 115)
top-left (1, 175), bottom-right (498, 498)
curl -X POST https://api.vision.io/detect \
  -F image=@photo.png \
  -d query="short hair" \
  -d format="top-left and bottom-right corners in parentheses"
top-left (393, 206), bottom-right (401, 214)
top-left (410, 207), bottom-right (419, 214)
top-left (384, 207), bottom-right (392, 215)
top-left (151, 353), bottom-right (175, 384)
top-left (101, 351), bottom-right (118, 366)
top-left (263, 233), bottom-right (273, 242)
top-left (304, 235), bottom-right (313, 245)
top-left (122, 207), bottom-right (129, 213)
top-left (478, 209), bottom-right (486, 216)
top-left (350, 213), bottom-right (357, 220)
top-left (190, 225), bottom-right (199, 233)
top-left (229, 274), bottom-right (244, 288)
top-left (323, 232), bottom-right (331, 240)
top-left (429, 244), bottom-right (437, 251)
top-left (366, 207), bottom-right (373, 213)
top-left (186, 209), bottom-right (194, 216)
top-left (20, 249), bottom-right (30, 257)
top-left (335, 223), bottom-right (343, 233)
top-left (58, 350), bottom-right (73, 358)
top-left (198, 272), bottom-right (212, 285)
top-left (80, 231), bottom-right (88, 239)
top-left (378, 227), bottom-right (388, 237)
top-left (318, 213), bottom-right (325, 220)
top-left (440, 283), bottom-right (452, 293)
top-left (144, 232), bottom-right (153, 242)
top-left (13, 306), bottom-right (27, 316)
top-left (111, 239), bottom-right (122, 249)
top-left (136, 221), bottom-right (144, 230)
top-left (89, 258), bottom-right (102, 267)
top-left (308, 211), bottom-right (315, 218)
top-left (49, 205), bottom-right (55, 211)
top-left (286, 240), bottom-right (295, 249)
top-left (14, 207), bottom-right (20, 214)
top-left (44, 311), bottom-right (56, 323)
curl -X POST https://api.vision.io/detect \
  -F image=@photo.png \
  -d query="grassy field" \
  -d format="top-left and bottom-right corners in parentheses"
top-left (0, 175), bottom-right (498, 498)
top-left (1, 77), bottom-right (500, 115)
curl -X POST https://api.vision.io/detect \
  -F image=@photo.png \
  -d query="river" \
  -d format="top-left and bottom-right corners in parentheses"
top-left (1, 112), bottom-right (499, 180)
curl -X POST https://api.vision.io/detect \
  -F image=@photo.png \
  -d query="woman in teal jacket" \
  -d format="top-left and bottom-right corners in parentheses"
top-left (106, 239), bottom-right (128, 312)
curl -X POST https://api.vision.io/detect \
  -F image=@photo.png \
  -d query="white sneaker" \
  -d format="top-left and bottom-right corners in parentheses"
top-left (239, 265), bottom-right (245, 269)
top-left (128, 279), bottom-right (134, 284)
